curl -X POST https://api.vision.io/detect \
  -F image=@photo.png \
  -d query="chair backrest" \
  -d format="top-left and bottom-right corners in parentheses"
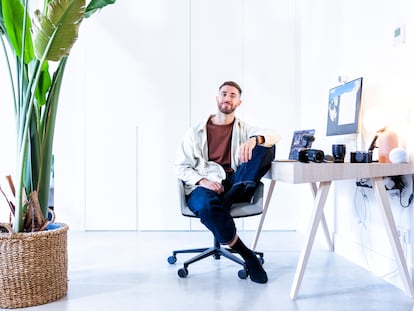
top-left (178, 180), bottom-right (264, 219)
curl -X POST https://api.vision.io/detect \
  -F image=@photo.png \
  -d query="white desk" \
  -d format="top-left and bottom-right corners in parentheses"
top-left (252, 161), bottom-right (414, 299)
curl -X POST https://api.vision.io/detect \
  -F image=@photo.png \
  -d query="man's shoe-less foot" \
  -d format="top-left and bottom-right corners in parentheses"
top-left (231, 237), bottom-right (268, 284)
top-left (224, 183), bottom-right (256, 204)
top-left (246, 256), bottom-right (268, 284)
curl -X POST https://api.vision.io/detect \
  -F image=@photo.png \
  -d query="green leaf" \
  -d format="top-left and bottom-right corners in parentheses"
top-left (85, 0), bottom-right (115, 18)
top-left (38, 57), bottom-right (68, 218)
top-left (33, 0), bottom-right (86, 62)
top-left (1, 0), bottom-right (35, 63)
top-left (34, 61), bottom-right (52, 106)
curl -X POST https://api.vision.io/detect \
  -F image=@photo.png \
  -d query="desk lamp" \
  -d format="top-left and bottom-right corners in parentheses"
top-left (377, 127), bottom-right (399, 162)
top-left (363, 108), bottom-right (399, 163)
top-left (368, 127), bottom-right (399, 163)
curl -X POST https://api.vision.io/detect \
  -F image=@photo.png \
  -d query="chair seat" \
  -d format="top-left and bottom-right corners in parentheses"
top-left (181, 182), bottom-right (264, 218)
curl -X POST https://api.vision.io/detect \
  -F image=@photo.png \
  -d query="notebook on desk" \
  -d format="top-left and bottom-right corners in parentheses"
top-left (288, 129), bottom-right (315, 160)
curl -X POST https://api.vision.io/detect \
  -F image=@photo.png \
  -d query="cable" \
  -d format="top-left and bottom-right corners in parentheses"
top-left (399, 175), bottom-right (414, 208)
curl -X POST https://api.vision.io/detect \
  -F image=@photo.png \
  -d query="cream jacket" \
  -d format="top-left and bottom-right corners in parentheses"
top-left (174, 115), bottom-right (281, 195)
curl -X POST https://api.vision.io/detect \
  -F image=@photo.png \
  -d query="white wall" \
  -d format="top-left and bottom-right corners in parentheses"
top-left (54, 0), bottom-right (191, 230)
top-left (0, 46), bottom-right (17, 223)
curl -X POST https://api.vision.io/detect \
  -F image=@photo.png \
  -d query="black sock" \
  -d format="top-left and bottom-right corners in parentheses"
top-left (231, 237), bottom-right (267, 284)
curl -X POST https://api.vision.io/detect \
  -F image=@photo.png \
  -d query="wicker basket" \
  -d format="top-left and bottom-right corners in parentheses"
top-left (0, 223), bottom-right (69, 309)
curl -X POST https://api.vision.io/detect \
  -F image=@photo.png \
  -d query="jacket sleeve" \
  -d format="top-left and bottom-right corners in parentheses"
top-left (262, 132), bottom-right (281, 146)
top-left (173, 128), bottom-right (205, 186)
top-left (245, 123), bottom-right (281, 147)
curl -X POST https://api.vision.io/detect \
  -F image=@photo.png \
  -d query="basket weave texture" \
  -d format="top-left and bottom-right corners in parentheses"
top-left (0, 223), bottom-right (69, 309)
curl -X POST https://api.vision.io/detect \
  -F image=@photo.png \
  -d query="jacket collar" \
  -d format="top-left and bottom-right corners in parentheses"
top-left (196, 115), bottom-right (240, 133)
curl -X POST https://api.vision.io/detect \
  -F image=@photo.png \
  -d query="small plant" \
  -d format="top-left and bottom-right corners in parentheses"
top-left (0, 0), bottom-right (116, 232)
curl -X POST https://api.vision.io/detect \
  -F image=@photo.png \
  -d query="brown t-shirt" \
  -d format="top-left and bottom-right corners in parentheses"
top-left (207, 117), bottom-right (234, 173)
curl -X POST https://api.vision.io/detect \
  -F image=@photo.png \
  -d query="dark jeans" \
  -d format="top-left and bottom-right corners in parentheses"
top-left (186, 145), bottom-right (275, 244)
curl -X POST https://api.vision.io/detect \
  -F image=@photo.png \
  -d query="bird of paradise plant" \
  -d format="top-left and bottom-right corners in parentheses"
top-left (0, 0), bottom-right (115, 232)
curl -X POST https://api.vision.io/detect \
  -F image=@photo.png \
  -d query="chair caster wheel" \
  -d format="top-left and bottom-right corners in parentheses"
top-left (178, 267), bottom-right (188, 278)
top-left (167, 256), bottom-right (177, 264)
top-left (238, 268), bottom-right (248, 279)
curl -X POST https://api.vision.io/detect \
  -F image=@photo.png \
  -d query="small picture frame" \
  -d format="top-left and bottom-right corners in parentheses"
top-left (288, 129), bottom-right (315, 160)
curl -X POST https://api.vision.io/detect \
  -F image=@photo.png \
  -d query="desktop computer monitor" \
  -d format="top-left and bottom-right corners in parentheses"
top-left (326, 77), bottom-right (363, 136)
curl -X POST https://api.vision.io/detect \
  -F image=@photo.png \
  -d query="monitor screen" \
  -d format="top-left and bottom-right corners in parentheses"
top-left (326, 77), bottom-right (363, 136)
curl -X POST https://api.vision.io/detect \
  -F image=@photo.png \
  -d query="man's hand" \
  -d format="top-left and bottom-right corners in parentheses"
top-left (197, 178), bottom-right (224, 193)
top-left (238, 137), bottom-right (256, 162)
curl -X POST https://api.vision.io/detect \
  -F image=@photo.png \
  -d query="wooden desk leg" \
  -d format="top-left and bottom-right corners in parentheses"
top-left (251, 180), bottom-right (276, 250)
top-left (309, 183), bottom-right (334, 251)
top-left (371, 177), bottom-right (414, 298)
top-left (290, 181), bottom-right (331, 300)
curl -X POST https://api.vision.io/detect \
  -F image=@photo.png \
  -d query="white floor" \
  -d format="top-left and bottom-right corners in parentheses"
top-left (13, 230), bottom-right (414, 311)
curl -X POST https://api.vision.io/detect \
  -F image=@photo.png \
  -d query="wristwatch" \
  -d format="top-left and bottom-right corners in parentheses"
top-left (251, 135), bottom-right (265, 145)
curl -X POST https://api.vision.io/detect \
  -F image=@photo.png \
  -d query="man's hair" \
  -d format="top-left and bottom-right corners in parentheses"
top-left (219, 81), bottom-right (242, 96)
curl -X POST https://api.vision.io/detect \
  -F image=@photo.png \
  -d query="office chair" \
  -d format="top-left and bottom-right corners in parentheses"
top-left (167, 180), bottom-right (265, 279)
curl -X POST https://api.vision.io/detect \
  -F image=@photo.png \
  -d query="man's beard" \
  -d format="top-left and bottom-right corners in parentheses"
top-left (218, 102), bottom-right (236, 114)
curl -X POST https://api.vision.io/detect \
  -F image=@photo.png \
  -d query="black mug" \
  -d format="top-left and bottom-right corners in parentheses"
top-left (332, 144), bottom-right (346, 163)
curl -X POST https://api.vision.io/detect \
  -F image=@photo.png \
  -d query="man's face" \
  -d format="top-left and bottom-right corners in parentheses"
top-left (216, 85), bottom-right (241, 114)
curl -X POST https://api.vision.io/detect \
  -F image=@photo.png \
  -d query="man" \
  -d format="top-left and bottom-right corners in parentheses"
top-left (174, 81), bottom-right (280, 283)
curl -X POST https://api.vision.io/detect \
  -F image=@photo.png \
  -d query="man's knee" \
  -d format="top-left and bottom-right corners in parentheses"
top-left (253, 144), bottom-right (275, 161)
top-left (188, 188), bottom-right (222, 215)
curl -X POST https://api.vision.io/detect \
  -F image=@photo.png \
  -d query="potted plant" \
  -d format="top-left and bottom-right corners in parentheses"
top-left (0, 0), bottom-right (115, 308)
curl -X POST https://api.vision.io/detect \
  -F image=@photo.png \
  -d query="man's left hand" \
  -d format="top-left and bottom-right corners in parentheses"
top-left (238, 137), bottom-right (256, 162)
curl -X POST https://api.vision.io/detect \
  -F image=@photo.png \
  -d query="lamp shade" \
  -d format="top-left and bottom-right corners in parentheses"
top-left (378, 128), bottom-right (399, 163)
